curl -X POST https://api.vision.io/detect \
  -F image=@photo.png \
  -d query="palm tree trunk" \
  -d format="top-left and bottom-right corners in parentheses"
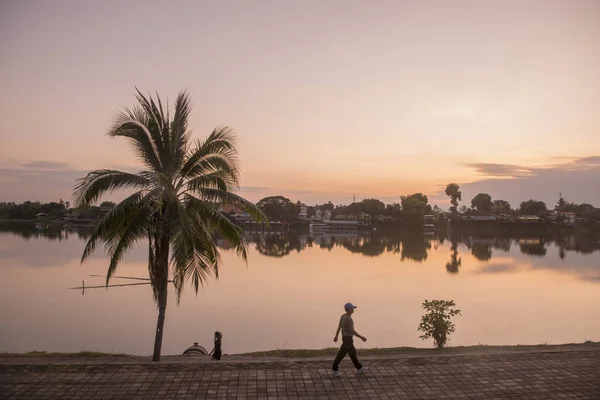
top-left (152, 237), bottom-right (170, 362)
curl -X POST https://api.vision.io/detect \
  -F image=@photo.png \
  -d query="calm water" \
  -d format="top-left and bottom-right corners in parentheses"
top-left (1, 223), bottom-right (599, 356)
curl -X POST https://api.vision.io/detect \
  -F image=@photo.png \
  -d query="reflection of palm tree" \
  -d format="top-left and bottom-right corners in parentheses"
top-left (446, 242), bottom-right (461, 274)
top-left (73, 90), bottom-right (264, 361)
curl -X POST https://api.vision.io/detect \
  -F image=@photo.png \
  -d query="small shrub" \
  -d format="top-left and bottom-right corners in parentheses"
top-left (418, 299), bottom-right (461, 349)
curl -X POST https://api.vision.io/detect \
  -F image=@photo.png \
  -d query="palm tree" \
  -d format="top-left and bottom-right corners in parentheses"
top-left (73, 89), bottom-right (266, 361)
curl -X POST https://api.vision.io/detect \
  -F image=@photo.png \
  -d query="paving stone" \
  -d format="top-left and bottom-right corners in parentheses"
top-left (1, 350), bottom-right (599, 399)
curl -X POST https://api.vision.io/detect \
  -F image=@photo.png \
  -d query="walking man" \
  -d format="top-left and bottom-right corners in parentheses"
top-left (331, 302), bottom-right (367, 376)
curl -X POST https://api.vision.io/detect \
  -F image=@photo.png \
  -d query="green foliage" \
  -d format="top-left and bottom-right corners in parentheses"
top-left (0, 201), bottom-right (68, 219)
top-left (344, 198), bottom-right (386, 216)
top-left (471, 193), bottom-right (493, 213)
top-left (445, 183), bottom-right (462, 212)
top-left (401, 193), bottom-right (429, 220)
top-left (256, 196), bottom-right (298, 221)
top-left (73, 89), bottom-right (266, 361)
top-left (385, 203), bottom-right (402, 218)
top-left (492, 199), bottom-right (511, 215)
top-left (319, 201), bottom-right (335, 212)
top-left (555, 194), bottom-right (567, 212)
top-left (519, 199), bottom-right (547, 216)
top-left (418, 299), bottom-right (461, 349)
top-left (555, 195), bottom-right (596, 217)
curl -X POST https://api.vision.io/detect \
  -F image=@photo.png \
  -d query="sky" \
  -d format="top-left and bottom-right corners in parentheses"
top-left (1, 0), bottom-right (599, 208)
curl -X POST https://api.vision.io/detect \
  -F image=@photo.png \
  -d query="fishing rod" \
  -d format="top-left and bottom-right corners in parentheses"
top-left (89, 274), bottom-right (152, 281)
top-left (69, 275), bottom-right (173, 295)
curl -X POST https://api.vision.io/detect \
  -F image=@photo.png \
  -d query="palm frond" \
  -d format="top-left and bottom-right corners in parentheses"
top-left (181, 170), bottom-right (236, 194)
top-left (192, 189), bottom-right (267, 223)
top-left (168, 199), bottom-right (220, 300)
top-left (80, 191), bottom-right (148, 263)
top-left (179, 127), bottom-right (240, 179)
top-left (105, 201), bottom-right (152, 285)
top-left (134, 88), bottom-right (168, 166)
top-left (73, 170), bottom-right (151, 206)
top-left (185, 194), bottom-right (249, 261)
top-left (108, 107), bottom-right (163, 171)
top-left (170, 90), bottom-right (192, 172)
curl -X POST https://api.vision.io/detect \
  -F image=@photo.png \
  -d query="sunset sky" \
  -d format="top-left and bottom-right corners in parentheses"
top-left (1, 0), bottom-right (599, 208)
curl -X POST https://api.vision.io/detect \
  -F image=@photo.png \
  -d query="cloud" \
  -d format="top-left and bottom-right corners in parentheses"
top-left (477, 263), bottom-right (519, 274)
top-left (465, 163), bottom-right (534, 178)
top-left (22, 161), bottom-right (73, 170)
top-left (0, 161), bottom-right (136, 203)
top-left (452, 156), bottom-right (600, 208)
top-left (239, 186), bottom-right (271, 193)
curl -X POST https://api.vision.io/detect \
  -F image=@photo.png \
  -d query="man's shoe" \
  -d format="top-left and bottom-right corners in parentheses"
top-left (330, 370), bottom-right (343, 377)
top-left (356, 367), bottom-right (369, 374)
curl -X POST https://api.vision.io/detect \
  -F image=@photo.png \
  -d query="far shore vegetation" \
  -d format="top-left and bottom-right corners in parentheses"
top-left (2, 341), bottom-right (597, 359)
top-left (1, 188), bottom-right (599, 232)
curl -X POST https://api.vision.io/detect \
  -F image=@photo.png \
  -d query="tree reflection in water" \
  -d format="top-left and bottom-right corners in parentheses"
top-left (0, 221), bottom-right (92, 242)
top-left (471, 241), bottom-right (493, 261)
top-left (446, 238), bottom-right (461, 274)
top-left (2, 223), bottom-right (600, 275)
top-left (251, 231), bottom-right (303, 258)
top-left (518, 238), bottom-right (547, 256)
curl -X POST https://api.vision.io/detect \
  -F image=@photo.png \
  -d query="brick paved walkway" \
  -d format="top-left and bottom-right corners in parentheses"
top-left (1, 349), bottom-right (599, 399)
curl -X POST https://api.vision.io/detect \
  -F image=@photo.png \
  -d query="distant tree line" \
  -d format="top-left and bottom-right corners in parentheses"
top-left (0, 200), bottom-right (116, 220)
top-left (443, 183), bottom-right (599, 223)
top-left (253, 187), bottom-right (600, 226)
top-left (5, 187), bottom-right (600, 226)
top-left (0, 200), bottom-right (69, 220)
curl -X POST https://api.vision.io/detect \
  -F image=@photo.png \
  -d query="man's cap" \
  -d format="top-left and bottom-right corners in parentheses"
top-left (344, 302), bottom-right (357, 310)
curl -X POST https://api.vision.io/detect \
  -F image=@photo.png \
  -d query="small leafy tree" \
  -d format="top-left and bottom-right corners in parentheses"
top-left (445, 183), bottom-right (461, 214)
top-left (418, 300), bottom-right (461, 349)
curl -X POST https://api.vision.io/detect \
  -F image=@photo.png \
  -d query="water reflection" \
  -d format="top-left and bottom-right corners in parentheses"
top-left (1, 222), bottom-right (599, 355)
top-left (2, 222), bottom-right (600, 282)
top-left (446, 239), bottom-right (461, 274)
top-left (0, 221), bottom-right (92, 242)
top-left (245, 229), bottom-right (600, 264)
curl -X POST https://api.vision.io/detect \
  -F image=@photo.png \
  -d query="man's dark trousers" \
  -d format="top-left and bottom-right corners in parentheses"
top-left (332, 336), bottom-right (362, 371)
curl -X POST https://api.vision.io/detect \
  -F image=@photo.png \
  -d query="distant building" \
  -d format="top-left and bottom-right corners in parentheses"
top-left (559, 212), bottom-right (576, 225)
top-left (518, 215), bottom-right (540, 223)
top-left (462, 215), bottom-right (496, 221)
top-left (375, 215), bottom-right (394, 223)
top-left (35, 213), bottom-right (49, 219)
top-left (296, 201), bottom-right (308, 220)
top-left (219, 205), bottom-right (251, 223)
